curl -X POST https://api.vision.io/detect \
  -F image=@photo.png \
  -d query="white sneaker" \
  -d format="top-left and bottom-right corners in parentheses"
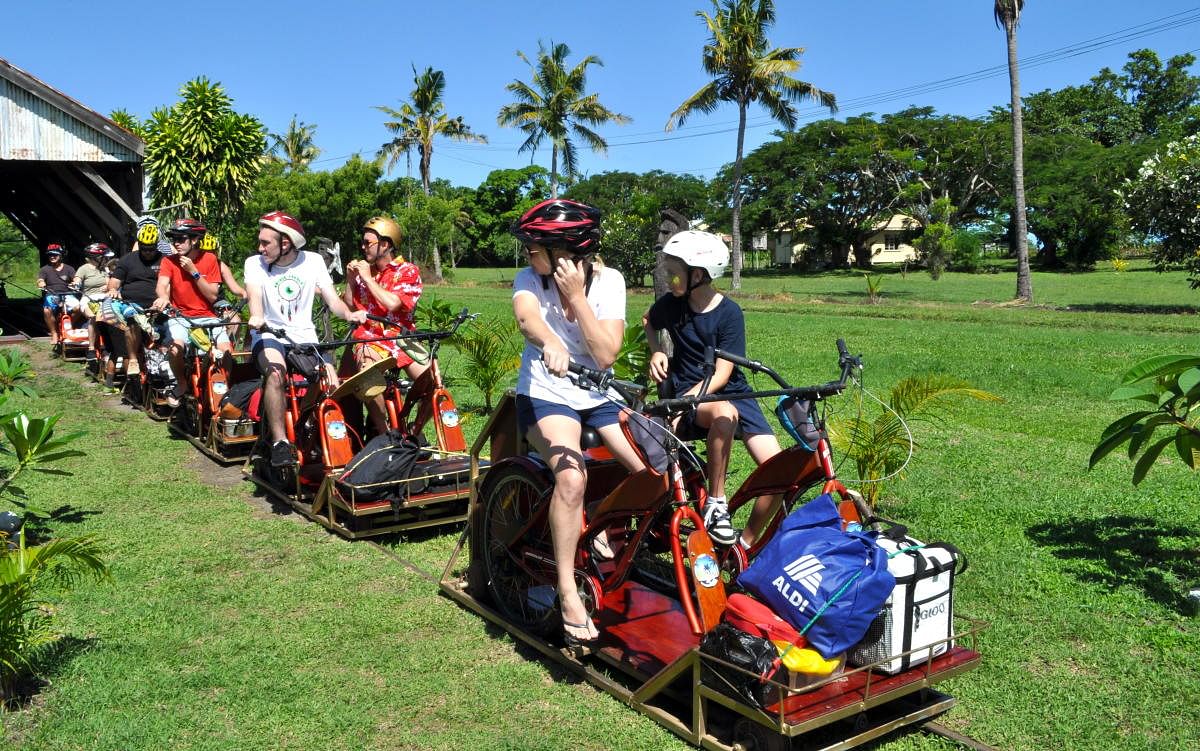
top-left (702, 499), bottom-right (737, 546)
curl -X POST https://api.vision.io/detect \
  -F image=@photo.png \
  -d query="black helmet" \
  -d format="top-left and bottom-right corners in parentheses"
top-left (165, 218), bottom-right (207, 240)
top-left (510, 199), bottom-right (601, 254)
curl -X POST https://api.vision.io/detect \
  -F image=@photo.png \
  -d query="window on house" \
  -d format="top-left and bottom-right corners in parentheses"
top-left (885, 234), bottom-right (899, 251)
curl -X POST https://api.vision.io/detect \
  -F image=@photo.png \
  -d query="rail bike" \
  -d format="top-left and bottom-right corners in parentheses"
top-left (440, 341), bottom-right (987, 751)
top-left (245, 310), bottom-right (485, 539)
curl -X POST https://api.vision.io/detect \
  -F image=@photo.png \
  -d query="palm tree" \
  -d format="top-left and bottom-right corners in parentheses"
top-left (269, 116), bottom-right (320, 172)
top-left (668, 0), bottom-right (836, 290)
top-left (377, 66), bottom-right (487, 197)
top-left (995, 0), bottom-right (1033, 302)
top-left (497, 41), bottom-right (631, 198)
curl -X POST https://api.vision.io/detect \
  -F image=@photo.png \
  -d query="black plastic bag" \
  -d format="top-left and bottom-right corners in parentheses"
top-left (699, 622), bottom-right (780, 709)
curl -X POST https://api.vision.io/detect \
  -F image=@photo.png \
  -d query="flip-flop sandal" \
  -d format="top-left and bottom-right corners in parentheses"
top-left (590, 534), bottom-right (615, 562)
top-left (562, 618), bottom-right (600, 655)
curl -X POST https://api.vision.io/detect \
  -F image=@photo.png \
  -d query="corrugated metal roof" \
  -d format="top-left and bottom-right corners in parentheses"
top-left (0, 56), bottom-right (143, 162)
top-left (1, 78), bottom-right (139, 162)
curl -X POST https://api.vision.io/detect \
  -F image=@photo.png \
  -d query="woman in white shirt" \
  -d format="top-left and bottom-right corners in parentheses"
top-left (510, 199), bottom-right (643, 651)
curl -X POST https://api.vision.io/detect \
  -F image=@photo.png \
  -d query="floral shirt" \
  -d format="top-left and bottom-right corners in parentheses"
top-left (351, 260), bottom-right (423, 363)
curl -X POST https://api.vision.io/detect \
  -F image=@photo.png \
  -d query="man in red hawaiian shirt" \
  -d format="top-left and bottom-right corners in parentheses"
top-left (343, 216), bottom-right (427, 434)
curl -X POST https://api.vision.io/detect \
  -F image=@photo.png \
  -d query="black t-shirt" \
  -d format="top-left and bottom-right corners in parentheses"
top-left (112, 251), bottom-right (162, 307)
top-left (646, 293), bottom-right (751, 396)
top-left (38, 264), bottom-right (76, 294)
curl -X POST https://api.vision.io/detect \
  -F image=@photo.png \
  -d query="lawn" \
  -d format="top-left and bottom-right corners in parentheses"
top-left (3, 263), bottom-right (1199, 750)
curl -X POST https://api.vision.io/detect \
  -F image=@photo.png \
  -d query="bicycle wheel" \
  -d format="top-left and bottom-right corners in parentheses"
top-left (480, 463), bottom-right (558, 635)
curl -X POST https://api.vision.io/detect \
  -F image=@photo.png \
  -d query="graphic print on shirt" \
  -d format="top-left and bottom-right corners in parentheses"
top-left (273, 272), bottom-right (305, 323)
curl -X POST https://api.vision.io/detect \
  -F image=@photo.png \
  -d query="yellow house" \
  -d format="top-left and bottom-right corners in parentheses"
top-left (766, 214), bottom-right (919, 266)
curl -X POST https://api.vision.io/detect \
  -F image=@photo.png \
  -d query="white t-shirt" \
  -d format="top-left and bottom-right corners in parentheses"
top-left (513, 265), bottom-right (626, 410)
top-left (244, 250), bottom-right (333, 345)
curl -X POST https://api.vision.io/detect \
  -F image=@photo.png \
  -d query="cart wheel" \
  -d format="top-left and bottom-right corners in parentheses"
top-left (481, 464), bottom-right (558, 635)
top-left (732, 717), bottom-right (789, 751)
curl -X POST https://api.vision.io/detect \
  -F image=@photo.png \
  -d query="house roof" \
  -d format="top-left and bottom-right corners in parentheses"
top-left (0, 56), bottom-right (144, 266)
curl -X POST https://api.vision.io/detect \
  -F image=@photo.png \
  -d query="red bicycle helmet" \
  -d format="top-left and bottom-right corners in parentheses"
top-left (259, 210), bottom-right (306, 250)
top-left (165, 218), bottom-right (207, 239)
top-left (84, 242), bottom-right (109, 257)
top-left (46, 244), bottom-right (63, 257)
top-left (510, 199), bottom-right (602, 253)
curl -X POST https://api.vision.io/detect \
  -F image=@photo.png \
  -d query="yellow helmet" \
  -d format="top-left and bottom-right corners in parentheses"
top-left (136, 223), bottom-right (159, 245)
top-left (199, 234), bottom-right (220, 252)
top-left (363, 216), bottom-right (402, 250)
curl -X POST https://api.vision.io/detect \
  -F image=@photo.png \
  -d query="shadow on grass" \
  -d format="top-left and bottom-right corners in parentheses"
top-left (1065, 302), bottom-right (1199, 315)
top-left (1027, 515), bottom-right (1200, 612)
top-left (2, 635), bottom-right (95, 710)
top-left (22, 504), bottom-right (102, 543)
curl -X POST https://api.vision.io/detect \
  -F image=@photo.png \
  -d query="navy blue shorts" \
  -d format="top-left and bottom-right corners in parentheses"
top-left (516, 394), bottom-right (623, 437)
top-left (676, 390), bottom-right (774, 441)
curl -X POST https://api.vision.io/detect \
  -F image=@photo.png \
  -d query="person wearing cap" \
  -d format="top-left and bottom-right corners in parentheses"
top-left (342, 216), bottom-right (426, 435)
top-left (246, 210), bottom-right (366, 468)
top-left (110, 221), bottom-right (165, 380)
top-left (75, 242), bottom-right (113, 372)
top-left (644, 230), bottom-right (784, 550)
top-left (36, 245), bottom-right (78, 348)
top-left (151, 218), bottom-right (232, 407)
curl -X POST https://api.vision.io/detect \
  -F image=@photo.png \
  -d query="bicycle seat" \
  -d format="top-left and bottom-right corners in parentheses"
top-left (580, 425), bottom-right (603, 450)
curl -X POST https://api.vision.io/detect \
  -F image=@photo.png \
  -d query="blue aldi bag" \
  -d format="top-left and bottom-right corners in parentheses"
top-left (738, 493), bottom-right (895, 658)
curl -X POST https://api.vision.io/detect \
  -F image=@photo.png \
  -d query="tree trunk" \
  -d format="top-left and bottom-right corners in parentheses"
top-left (729, 103), bottom-right (748, 290)
top-left (1005, 20), bottom-right (1033, 302)
top-left (432, 241), bottom-right (443, 281)
top-left (550, 147), bottom-right (559, 199)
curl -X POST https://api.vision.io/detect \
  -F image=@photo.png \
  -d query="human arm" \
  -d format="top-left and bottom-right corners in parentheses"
top-left (553, 258), bottom-right (624, 369)
top-left (175, 253), bottom-right (219, 304)
top-left (246, 280), bottom-right (264, 330)
top-left (643, 309), bottom-right (670, 385)
top-left (319, 284), bottom-right (366, 324)
top-left (220, 262), bottom-right (246, 299)
top-left (152, 266), bottom-right (171, 310)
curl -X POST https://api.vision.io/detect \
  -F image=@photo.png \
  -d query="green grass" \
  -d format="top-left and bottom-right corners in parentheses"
top-left (4, 263), bottom-right (1200, 750)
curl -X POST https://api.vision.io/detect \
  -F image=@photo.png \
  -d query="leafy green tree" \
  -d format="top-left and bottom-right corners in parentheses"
top-left (1116, 49), bottom-right (1200, 140)
top-left (667, 0), bottom-right (835, 290)
top-left (1024, 133), bottom-right (1130, 268)
top-left (566, 170), bottom-right (710, 225)
top-left (452, 317), bottom-right (522, 413)
top-left (598, 212), bottom-right (657, 287)
top-left (914, 198), bottom-right (955, 280)
top-left (1120, 134), bottom-right (1200, 286)
top-left (735, 116), bottom-right (904, 268)
top-left (393, 191), bottom-right (467, 277)
top-left (881, 108), bottom-right (1006, 228)
top-left (378, 66), bottom-right (487, 280)
top-left (994, 0), bottom-right (1033, 302)
top-left (461, 166), bottom-right (549, 264)
top-left (497, 41), bottom-right (631, 199)
top-left (233, 156), bottom-right (386, 269)
top-left (269, 116), bottom-right (320, 172)
top-left (108, 108), bottom-right (146, 139)
top-left (1091, 354), bottom-right (1200, 484)
top-left (141, 77), bottom-right (267, 233)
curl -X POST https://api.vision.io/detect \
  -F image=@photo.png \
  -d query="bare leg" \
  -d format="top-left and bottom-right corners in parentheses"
top-left (693, 400), bottom-right (739, 498)
top-left (526, 415), bottom-right (597, 642)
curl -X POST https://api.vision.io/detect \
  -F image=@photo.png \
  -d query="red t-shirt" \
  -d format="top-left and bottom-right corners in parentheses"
top-left (159, 250), bottom-right (221, 318)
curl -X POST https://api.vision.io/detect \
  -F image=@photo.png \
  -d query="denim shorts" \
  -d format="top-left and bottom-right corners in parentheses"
top-left (516, 394), bottom-right (623, 437)
top-left (165, 315), bottom-right (230, 350)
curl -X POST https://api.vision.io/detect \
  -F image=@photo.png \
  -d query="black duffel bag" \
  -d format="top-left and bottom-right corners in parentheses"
top-left (336, 429), bottom-right (427, 505)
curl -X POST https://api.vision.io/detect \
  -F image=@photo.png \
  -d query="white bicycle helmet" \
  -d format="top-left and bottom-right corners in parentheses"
top-left (661, 230), bottom-right (729, 281)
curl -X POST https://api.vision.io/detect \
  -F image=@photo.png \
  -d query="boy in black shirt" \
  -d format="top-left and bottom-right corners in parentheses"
top-left (644, 230), bottom-right (783, 549)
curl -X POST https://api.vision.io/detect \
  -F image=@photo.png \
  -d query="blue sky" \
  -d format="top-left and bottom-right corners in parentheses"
top-left (4, 1), bottom-right (1199, 188)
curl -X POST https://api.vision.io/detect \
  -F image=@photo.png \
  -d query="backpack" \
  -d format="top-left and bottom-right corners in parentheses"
top-left (335, 429), bottom-right (426, 505)
top-left (737, 493), bottom-right (895, 658)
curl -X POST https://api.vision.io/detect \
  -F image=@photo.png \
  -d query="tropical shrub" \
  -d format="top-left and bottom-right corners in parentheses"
top-left (1090, 354), bottom-right (1200, 484)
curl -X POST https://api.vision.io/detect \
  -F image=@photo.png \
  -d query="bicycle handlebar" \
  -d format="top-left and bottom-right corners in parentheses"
top-left (565, 361), bottom-right (648, 408)
top-left (644, 339), bottom-right (862, 418)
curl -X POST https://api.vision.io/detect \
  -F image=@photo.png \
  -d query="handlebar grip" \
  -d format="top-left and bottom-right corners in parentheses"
top-left (366, 313), bottom-right (391, 325)
top-left (837, 338), bottom-right (849, 359)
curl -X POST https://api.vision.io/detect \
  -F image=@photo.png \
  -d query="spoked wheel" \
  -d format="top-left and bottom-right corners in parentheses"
top-left (732, 717), bottom-right (790, 751)
top-left (480, 464), bottom-right (558, 635)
